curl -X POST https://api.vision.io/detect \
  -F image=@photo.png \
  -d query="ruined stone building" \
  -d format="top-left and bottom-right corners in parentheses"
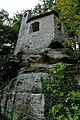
top-left (15, 10), bottom-right (64, 55)
top-left (1, 10), bottom-right (70, 120)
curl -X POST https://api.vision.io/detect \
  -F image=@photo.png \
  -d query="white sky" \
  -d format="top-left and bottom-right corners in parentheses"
top-left (0, 0), bottom-right (40, 16)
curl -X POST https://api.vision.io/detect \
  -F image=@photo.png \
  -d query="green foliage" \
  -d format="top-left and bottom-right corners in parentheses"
top-left (0, 9), bottom-right (22, 89)
top-left (41, 0), bottom-right (56, 12)
top-left (56, 0), bottom-right (80, 47)
top-left (0, 9), bottom-right (10, 25)
top-left (11, 12), bottom-right (23, 34)
top-left (42, 62), bottom-right (80, 120)
top-left (56, 0), bottom-right (80, 34)
top-left (0, 10), bottom-right (22, 50)
top-left (0, 113), bottom-right (10, 120)
top-left (33, 0), bottom-right (56, 15)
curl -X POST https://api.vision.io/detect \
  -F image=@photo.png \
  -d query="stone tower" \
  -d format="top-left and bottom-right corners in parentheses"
top-left (15, 10), bottom-right (64, 55)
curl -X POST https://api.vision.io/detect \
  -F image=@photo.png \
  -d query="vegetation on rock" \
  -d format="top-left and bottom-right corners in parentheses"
top-left (0, 0), bottom-right (80, 119)
top-left (42, 62), bottom-right (80, 120)
top-left (0, 10), bottom-right (23, 88)
top-left (0, 0), bottom-right (80, 88)
top-left (56, 0), bottom-right (80, 49)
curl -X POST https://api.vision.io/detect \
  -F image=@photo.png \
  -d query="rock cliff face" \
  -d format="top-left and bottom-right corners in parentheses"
top-left (1, 73), bottom-right (46, 120)
top-left (0, 11), bottom-right (79, 120)
top-left (1, 41), bottom-right (77, 120)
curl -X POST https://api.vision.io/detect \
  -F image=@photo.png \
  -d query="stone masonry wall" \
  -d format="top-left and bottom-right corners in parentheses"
top-left (14, 13), bottom-right (63, 55)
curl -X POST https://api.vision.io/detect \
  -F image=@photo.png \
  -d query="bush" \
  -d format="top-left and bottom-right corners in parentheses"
top-left (42, 62), bottom-right (80, 120)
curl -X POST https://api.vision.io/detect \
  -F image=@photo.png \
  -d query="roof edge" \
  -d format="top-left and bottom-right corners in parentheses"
top-left (26, 10), bottom-right (58, 23)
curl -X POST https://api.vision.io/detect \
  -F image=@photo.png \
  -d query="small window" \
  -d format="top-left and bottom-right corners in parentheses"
top-left (29, 22), bottom-right (39, 33)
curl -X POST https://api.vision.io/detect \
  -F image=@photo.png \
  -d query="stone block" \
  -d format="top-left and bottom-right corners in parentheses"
top-left (17, 73), bottom-right (43, 93)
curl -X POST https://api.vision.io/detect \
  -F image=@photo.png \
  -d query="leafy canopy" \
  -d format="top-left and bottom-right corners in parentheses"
top-left (56, 0), bottom-right (80, 40)
top-left (42, 63), bottom-right (80, 120)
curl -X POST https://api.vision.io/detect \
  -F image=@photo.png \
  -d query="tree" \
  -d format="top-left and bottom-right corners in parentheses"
top-left (33, 4), bottom-right (42, 15)
top-left (0, 10), bottom-right (22, 88)
top-left (33, 0), bottom-right (56, 15)
top-left (0, 10), bottom-right (22, 53)
top-left (43, 63), bottom-right (80, 119)
top-left (41, 0), bottom-right (56, 12)
top-left (56, 0), bottom-right (80, 49)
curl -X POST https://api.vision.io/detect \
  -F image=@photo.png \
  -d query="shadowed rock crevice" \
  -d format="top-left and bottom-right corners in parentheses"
top-left (48, 41), bottom-right (64, 49)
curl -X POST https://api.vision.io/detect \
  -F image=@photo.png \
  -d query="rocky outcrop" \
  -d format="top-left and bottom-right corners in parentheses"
top-left (1, 73), bottom-right (47, 120)
top-left (1, 44), bottom-right (78, 120)
top-left (22, 47), bottom-right (76, 65)
top-left (1, 9), bottom-right (79, 119)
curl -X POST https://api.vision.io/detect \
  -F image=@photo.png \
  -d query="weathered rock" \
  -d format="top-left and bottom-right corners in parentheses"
top-left (19, 63), bottom-right (55, 74)
top-left (48, 41), bottom-right (64, 49)
top-left (30, 63), bottom-right (55, 69)
top-left (1, 46), bottom-right (77, 120)
top-left (1, 72), bottom-right (47, 120)
top-left (22, 48), bottom-right (50, 63)
top-left (17, 73), bottom-right (43, 93)
top-left (42, 48), bottom-right (74, 64)
top-left (27, 54), bottom-right (44, 63)
top-left (28, 93), bottom-right (45, 120)
top-left (13, 93), bottom-right (45, 120)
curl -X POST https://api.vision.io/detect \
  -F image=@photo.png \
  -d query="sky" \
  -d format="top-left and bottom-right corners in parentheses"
top-left (0, 0), bottom-right (40, 16)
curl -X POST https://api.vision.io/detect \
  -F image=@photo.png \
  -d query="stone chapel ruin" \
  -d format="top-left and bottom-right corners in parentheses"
top-left (1, 10), bottom-right (74, 120)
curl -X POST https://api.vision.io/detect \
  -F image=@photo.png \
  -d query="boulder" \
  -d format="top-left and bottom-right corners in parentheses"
top-left (27, 54), bottom-right (44, 63)
top-left (42, 48), bottom-right (74, 64)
